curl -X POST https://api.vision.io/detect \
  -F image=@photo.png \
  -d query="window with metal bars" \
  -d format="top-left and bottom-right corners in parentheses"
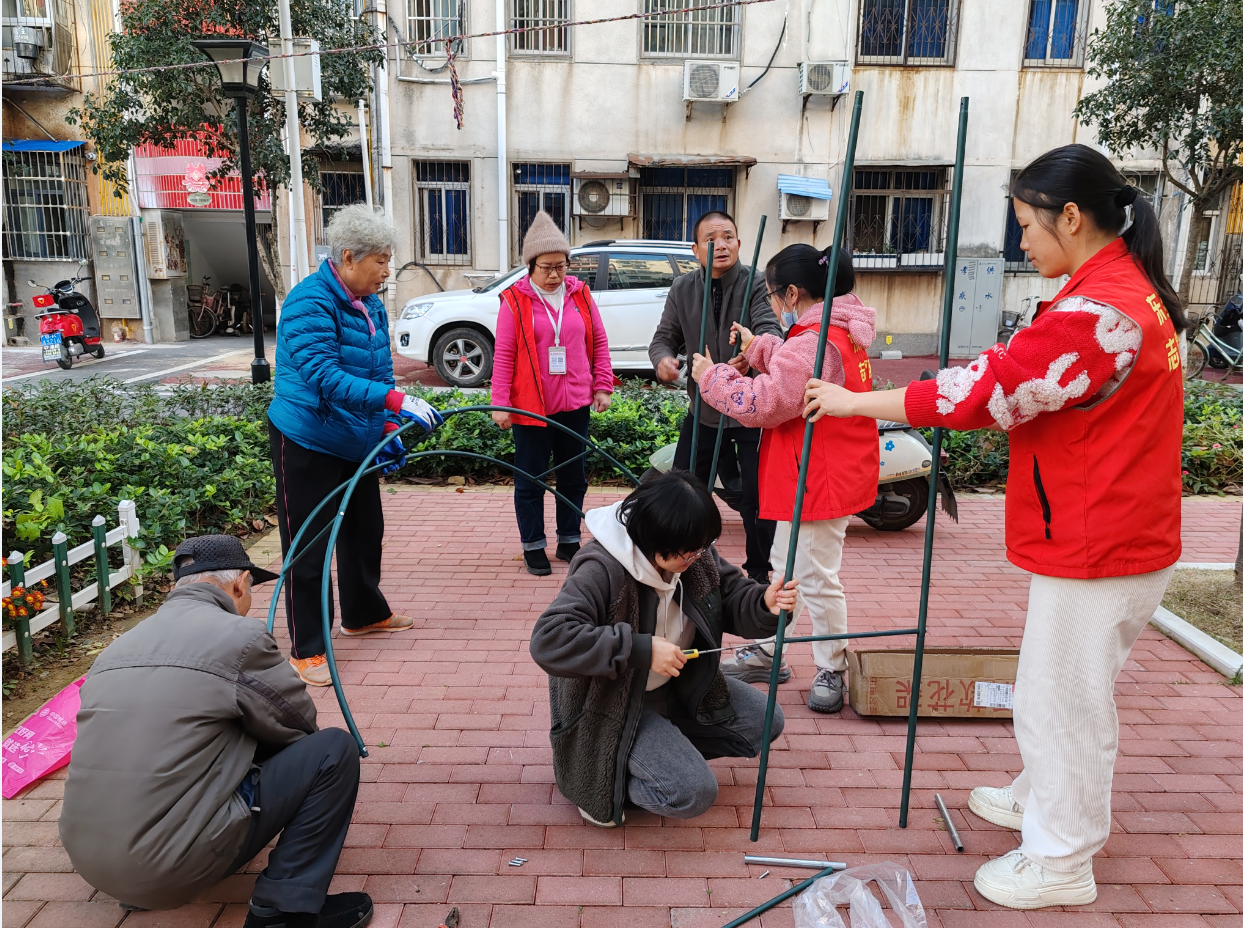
top-left (415, 160), bottom-right (471, 264)
top-left (511, 0), bottom-right (569, 54)
top-left (850, 167), bottom-right (950, 269)
top-left (638, 167), bottom-right (734, 242)
top-left (857, 0), bottom-right (958, 66)
top-left (641, 0), bottom-right (738, 58)
top-left (320, 171), bottom-right (367, 242)
top-left (405, 0), bottom-right (465, 58)
top-left (1023, 0), bottom-right (1089, 67)
top-left (513, 163), bottom-right (570, 259)
top-left (2, 147), bottom-right (90, 261)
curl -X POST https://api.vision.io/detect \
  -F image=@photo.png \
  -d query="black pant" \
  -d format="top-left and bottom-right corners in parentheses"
top-left (269, 420), bottom-right (391, 658)
top-left (673, 415), bottom-right (775, 578)
top-left (229, 728), bottom-right (360, 914)
top-left (511, 405), bottom-right (591, 550)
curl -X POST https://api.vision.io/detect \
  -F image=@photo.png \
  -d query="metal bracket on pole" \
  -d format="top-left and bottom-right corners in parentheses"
top-left (707, 215), bottom-right (767, 496)
top-left (897, 96), bottom-right (969, 828)
top-left (749, 90), bottom-right (865, 842)
top-left (688, 241), bottom-right (715, 469)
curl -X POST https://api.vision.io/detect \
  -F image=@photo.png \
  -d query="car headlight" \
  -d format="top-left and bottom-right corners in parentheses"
top-left (400, 301), bottom-right (435, 320)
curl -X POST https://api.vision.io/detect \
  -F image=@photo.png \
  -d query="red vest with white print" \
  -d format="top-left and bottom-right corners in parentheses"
top-left (758, 323), bottom-right (879, 521)
top-left (1005, 239), bottom-right (1182, 578)
top-left (498, 283), bottom-right (596, 427)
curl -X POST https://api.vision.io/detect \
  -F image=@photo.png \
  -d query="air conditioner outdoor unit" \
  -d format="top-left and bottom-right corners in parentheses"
top-left (779, 191), bottom-right (830, 222)
top-left (683, 61), bottom-right (740, 103)
top-left (573, 177), bottom-right (632, 217)
top-left (799, 61), bottom-right (849, 97)
top-left (143, 210), bottom-right (187, 280)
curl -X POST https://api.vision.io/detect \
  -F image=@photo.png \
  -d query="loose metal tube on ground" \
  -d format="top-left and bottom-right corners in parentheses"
top-left (750, 89), bottom-right (865, 843)
top-left (720, 865), bottom-right (836, 928)
top-left (688, 241), bottom-right (715, 468)
top-left (898, 96), bottom-right (969, 828)
top-left (744, 856), bottom-right (849, 870)
top-left (935, 793), bottom-right (964, 852)
top-left (706, 215), bottom-right (768, 494)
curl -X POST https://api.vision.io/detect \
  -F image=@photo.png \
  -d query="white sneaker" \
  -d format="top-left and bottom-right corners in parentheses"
top-left (578, 807), bottom-right (624, 828)
top-left (968, 785), bottom-right (1024, 830)
top-left (974, 850), bottom-right (1096, 909)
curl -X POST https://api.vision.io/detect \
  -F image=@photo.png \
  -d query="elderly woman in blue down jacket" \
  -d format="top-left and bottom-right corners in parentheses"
top-left (267, 204), bottom-right (441, 686)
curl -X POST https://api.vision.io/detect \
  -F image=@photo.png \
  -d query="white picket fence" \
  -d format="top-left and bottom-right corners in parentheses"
top-left (2, 500), bottom-right (142, 654)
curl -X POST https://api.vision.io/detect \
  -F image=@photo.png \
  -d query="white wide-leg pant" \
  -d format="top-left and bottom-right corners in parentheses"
top-left (760, 517), bottom-right (851, 672)
top-left (1011, 566), bottom-right (1175, 872)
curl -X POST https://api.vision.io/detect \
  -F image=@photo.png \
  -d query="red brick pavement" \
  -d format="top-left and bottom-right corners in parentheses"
top-left (4, 492), bottom-right (1242, 928)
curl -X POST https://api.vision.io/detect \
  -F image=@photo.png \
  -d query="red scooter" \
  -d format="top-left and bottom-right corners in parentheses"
top-left (30, 261), bottom-right (104, 370)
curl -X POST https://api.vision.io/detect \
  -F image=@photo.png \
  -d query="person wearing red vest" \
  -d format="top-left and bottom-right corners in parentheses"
top-left (492, 211), bottom-right (614, 576)
top-left (804, 145), bottom-right (1188, 910)
top-left (692, 245), bottom-right (878, 714)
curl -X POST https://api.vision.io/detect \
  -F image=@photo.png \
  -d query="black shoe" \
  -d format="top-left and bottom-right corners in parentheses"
top-left (555, 542), bottom-right (580, 562)
top-left (523, 549), bottom-right (552, 576)
top-left (748, 571), bottom-right (770, 586)
top-left (243, 893), bottom-right (374, 928)
top-left (807, 668), bottom-right (846, 714)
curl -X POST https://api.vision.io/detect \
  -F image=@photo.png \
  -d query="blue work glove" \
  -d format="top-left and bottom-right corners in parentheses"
top-left (374, 434), bottom-right (407, 475)
top-left (398, 394), bottom-right (444, 433)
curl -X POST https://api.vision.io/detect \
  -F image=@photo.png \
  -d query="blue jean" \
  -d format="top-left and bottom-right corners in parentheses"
top-left (627, 677), bottom-right (785, 819)
top-left (511, 405), bottom-right (591, 551)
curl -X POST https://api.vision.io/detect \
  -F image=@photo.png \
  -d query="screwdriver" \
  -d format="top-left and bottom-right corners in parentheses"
top-left (681, 643), bottom-right (757, 659)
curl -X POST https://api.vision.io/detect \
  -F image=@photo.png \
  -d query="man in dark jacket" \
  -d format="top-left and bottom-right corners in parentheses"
top-left (648, 210), bottom-right (781, 584)
top-left (530, 472), bottom-right (795, 827)
top-left (60, 535), bottom-right (372, 928)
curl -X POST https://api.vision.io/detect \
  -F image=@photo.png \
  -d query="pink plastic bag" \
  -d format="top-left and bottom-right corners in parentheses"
top-left (2, 677), bottom-right (85, 799)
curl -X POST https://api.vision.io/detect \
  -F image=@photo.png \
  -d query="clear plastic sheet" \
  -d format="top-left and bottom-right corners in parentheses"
top-left (793, 863), bottom-right (927, 928)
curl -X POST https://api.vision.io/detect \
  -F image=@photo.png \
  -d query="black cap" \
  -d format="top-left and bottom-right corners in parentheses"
top-left (172, 535), bottom-right (279, 584)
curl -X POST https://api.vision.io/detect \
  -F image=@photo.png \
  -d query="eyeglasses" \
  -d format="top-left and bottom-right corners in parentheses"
top-left (535, 262), bottom-right (568, 273)
top-left (678, 544), bottom-right (713, 564)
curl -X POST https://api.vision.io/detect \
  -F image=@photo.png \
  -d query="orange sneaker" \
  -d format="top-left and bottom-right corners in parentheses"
top-left (340, 614), bottom-right (414, 637)
top-left (290, 654), bottom-right (331, 686)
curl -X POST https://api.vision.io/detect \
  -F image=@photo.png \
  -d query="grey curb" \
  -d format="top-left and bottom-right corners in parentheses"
top-left (1150, 605), bottom-right (1243, 680)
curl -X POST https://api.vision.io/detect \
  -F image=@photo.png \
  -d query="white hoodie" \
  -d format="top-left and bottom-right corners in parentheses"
top-left (584, 501), bottom-right (697, 691)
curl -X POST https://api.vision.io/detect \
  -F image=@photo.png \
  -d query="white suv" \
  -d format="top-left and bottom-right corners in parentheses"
top-left (394, 239), bottom-right (699, 387)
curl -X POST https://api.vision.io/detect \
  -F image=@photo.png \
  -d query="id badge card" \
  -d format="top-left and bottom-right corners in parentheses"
top-left (548, 346), bottom-right (567, 375)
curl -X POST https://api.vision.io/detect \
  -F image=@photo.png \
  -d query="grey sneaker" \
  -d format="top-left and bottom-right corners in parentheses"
top-left (807, 668), bottom-right (845, 714)
top-left (722, 645), bottom-right (791, 684)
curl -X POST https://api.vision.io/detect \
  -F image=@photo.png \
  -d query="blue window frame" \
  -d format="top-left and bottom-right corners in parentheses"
top-left (513, 162), bottom-right (570, 263)
top-left (639, 167), bottom-right (733, 242)
top-left (416, 160), bottom-right (470, 263)
top-left (857, 0), bottom-right (957, 66)
top-left (1024, 0), bottom-right (1087, 66)
top-left (851, 168), bottom-right (948, 269)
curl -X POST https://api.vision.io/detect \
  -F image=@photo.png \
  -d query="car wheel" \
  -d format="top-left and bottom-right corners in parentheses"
top-left (433, 327), bottom-right (493, 387)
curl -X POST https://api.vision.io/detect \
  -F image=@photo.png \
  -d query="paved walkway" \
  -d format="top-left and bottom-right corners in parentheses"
top-left (4, 492), bottom-right (1241, 928)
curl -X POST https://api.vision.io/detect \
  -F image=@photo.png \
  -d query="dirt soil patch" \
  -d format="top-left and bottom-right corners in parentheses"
top-left (1163, 568), bottom-right (1243, 655)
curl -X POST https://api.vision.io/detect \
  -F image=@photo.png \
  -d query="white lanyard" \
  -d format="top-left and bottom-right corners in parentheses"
top-left (532, 288), bottom-right (564, 347)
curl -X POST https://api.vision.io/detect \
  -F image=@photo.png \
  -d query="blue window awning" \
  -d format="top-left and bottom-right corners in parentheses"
top-left (2, 139), bottom-right (86, 153)
top-left (777, 174), bottom-right (832, 200)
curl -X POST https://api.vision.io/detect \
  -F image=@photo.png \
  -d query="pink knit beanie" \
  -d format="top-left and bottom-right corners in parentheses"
top-left (521, 210), bottom-right (571, 265)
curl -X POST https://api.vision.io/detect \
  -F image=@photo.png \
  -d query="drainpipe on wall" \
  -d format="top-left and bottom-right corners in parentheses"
top-left (495, 0), bottom-right (509, 272)
top-left (376, 0), bottom-right (395, 312)
top-left (126, 153), bottom-right (156, 345)
top-left (359, 99), bottom-right (374, 209)
top-left (278, 0), bottom-right (309, 287)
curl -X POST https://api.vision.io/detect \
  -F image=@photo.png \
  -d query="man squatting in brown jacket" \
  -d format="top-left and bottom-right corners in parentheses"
top-left (530, 471), bottom-right (798, 827)
top-left (59, 535), bottom-right (372, 928)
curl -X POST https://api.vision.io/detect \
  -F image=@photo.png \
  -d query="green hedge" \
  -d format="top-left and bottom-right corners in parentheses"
top-left (3, 376), bottom-right (1239, 569)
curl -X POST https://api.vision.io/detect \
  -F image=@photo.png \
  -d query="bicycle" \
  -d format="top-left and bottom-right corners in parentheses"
top-left (1185, 308), bottom-right (1243, 380)
top-left (187, 276), bottom-right (219, 339)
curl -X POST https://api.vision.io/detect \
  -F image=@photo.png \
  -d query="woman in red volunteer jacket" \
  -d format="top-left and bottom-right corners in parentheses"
top-left (804, 144), bottom-right (1187, 910)
top-left (690, 245), bottom-right (878, 714)
top-left (492, 211), bottom-right (614, 576)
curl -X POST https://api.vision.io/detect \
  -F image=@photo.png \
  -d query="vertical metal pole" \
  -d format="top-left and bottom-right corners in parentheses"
top-left (51, 531), bottom-right (75, 639)
top-left (236, 94), bottom-right (270, 385)
top-left (358, 100), bottom-right (374, 209)
top-left (707, 215), bottom-right (768, 495)
top-left (898, 96), bottom-right (968, 828)
top-left (278, 0), bottom-right (309, 284)
top-left (688, 241), bottom-right (715, 470)
top-left (91, 515), bottom-right (112, 616)
top-left (751, 90), bottom-right (865, 842)
top-left (8, 552), bottom-right (32, 666)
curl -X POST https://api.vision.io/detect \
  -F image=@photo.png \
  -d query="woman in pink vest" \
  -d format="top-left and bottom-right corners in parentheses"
top-left (804, 144), bottom-right (1187, 910)
top-left (690, 245), bottom-right (879, 715)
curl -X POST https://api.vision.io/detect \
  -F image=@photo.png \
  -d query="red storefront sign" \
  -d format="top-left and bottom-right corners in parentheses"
top-left (134, 138), bottom-right (270, 211)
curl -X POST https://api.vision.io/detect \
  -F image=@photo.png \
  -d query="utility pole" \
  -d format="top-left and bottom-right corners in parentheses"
top-left (375, 0), bottom-right (395, 311)
top-left (495, 0), bottom-right (508, 272)
top-left (277, 0), bottom-right (309, 284)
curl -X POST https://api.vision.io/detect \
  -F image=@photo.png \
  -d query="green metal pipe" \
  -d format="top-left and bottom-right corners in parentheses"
top-left (52, 532), bottom-right (75, 639)
top-left (750, 90), bottom-right (865, 843)
top-left (898, 96), bottom-right (969, 829)
top-left (707, 215), bottom-right (768, 495)
top-left (688, 241), bottom-right (715, 470)
top-left (8, 552), bottom-right (32, 666)
top-left (719, 865), bottom-right (836, 928)
top-left (92, 516), bottom-right (112, 617)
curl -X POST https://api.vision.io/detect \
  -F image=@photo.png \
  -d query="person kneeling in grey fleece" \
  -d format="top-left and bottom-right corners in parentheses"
top-left (530, 471), bottom-right (798, 827)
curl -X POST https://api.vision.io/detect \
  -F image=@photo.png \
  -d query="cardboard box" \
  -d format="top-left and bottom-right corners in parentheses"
top-left (846, 646), bottom-right (1020, 719)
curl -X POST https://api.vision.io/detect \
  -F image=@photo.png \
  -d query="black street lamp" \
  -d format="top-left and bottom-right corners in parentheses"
top-left (191, 37), bottom-right (271, 384)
